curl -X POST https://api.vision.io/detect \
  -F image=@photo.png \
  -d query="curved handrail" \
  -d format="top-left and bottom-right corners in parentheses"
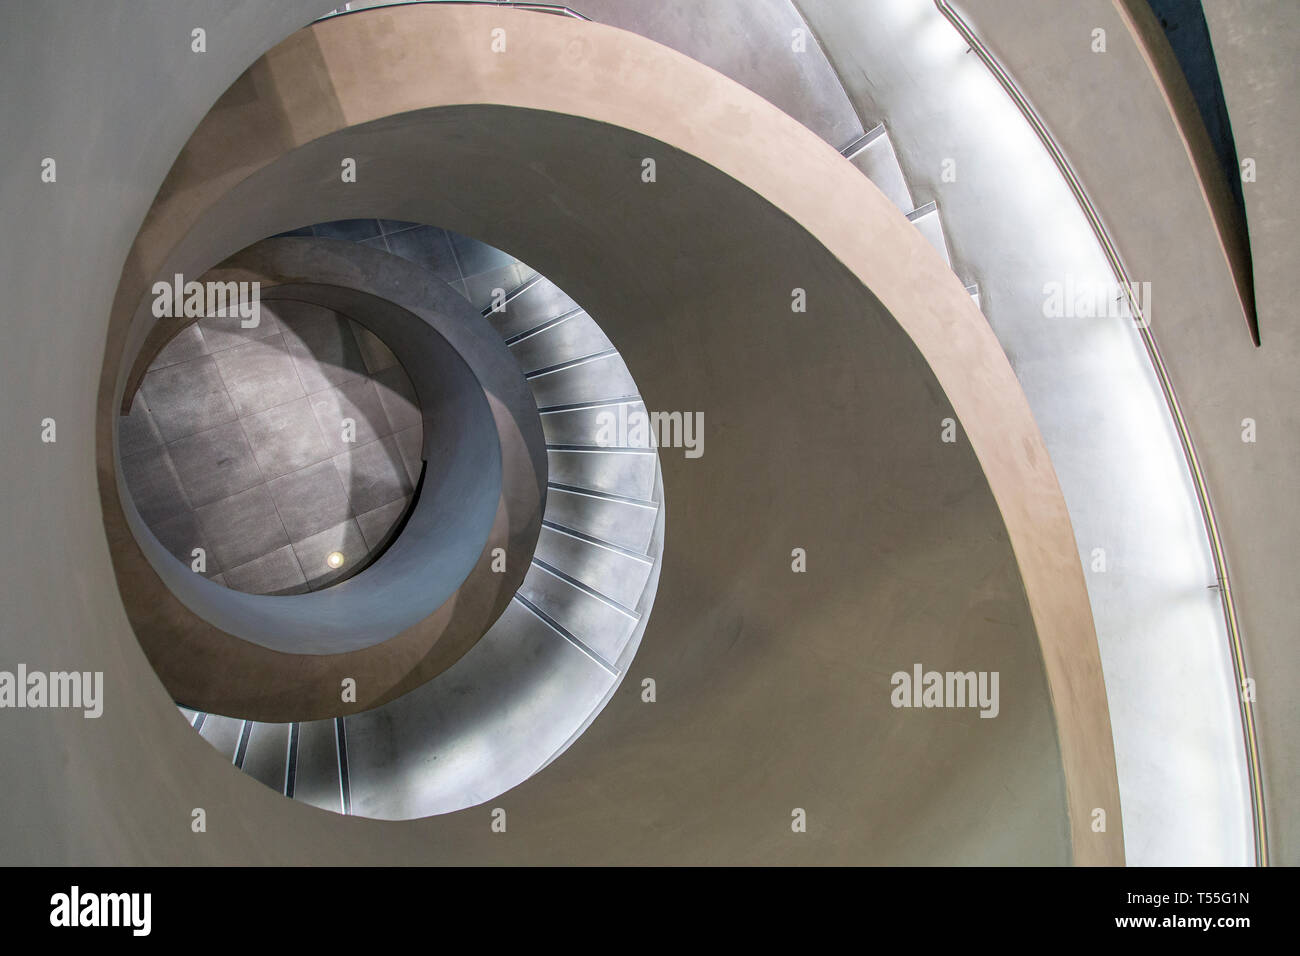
top-left (317, 0), bottom-right (590, 22)
top-left (934, 0), bottom-right (1267, 867)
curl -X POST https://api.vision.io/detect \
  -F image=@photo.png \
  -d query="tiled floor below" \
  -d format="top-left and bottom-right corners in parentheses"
top-left (118, 301), bottom-right (423, 595)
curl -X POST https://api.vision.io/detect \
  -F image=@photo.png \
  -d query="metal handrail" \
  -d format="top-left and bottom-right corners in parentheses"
top-left (318, 1), bottom-right (590, 22)
top-left (934, 0), bottom-right (1267, 867)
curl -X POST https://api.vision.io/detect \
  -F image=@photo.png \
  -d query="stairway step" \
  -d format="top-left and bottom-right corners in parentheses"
top-left (342, 598), bottom-right (618, 820)
top-left (527, 351), bottom-right (638, 408)
top-left (484, 277), bottom-right (579, 340)
top-left (503, 307), bottom-right (582, 346)
top-left (534, 522), bottom-right (653, 609)
top-left (198, 715), bottom-right (244, 761)
top-left (479, 271), bottom-right (541, 316)
top-left (465, 262), bottom-right (537, 315)
top-left (540, 399), bottom-right (650, 447)
top-left (839, 124), bottom-right (886, 159)
top-left (547, 447), bottom-right (657, 501)
top-left (509, 311), bottom-right (612, 373)
top-left (518, 560), bottom-right (639, 666)
top-left (292, 718), bottom-right (343, 814)
top-left (544, 485), bottom-right (658, 554)
top-left (906, 201), bottom-right (952, 266)
top-left (239, 721), bottom-right (292, 794)
top-left (845, 124), bottom-right (915, 214)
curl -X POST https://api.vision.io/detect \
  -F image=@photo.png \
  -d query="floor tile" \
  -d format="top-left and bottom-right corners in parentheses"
top-left (210, 333), bottom-right (303, 417)
top-left (150, 509), bottom-right (221, 576)
top-left (371, 365), bottom-right (422, 433)
top-left (117, 392), bottom-right (162, 459)
top-left (141, 354), bottom-right (237, 442)
top-left (194, 484), bottom-right (289, 570)
top-left (266, 459), bottom-right (353, 541)
top-left (149, 323), bottom-right (208, 370)
top-left (121, 445), bottom-right (191, 525)
top-left (332, 435), bottom-right (413, 514)
top-left (222, 546), bottom-right (309, 596)
top-left (167, 419), bottom-right (263, 507)
top-left (356, 495), bottom-right (411, 551)
top-left (393, 425), bottom-right (425, 485)
top-left (240, 397), bottom-right (332, 480)
top-left (278, 303), bottom-right (368, 394)
top-left (293, 518), bottom-right (368, 590)
top-left (309, 378), bottom-right (391, 456)
top-left (198, 303), bottom-right (283, 352)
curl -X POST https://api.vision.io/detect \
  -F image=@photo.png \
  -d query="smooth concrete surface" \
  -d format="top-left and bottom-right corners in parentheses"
top-left (1114, 0), bottom-right (1258, 342)
top-left (797, 0), bottom-right (1253, 864)
top-left (1, 3), bottom-right (1091, 862)
top-left (1201, 0), bottom-right (1300, 864)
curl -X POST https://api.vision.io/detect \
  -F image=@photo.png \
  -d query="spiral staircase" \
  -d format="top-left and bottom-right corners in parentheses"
top-left (104, 0), bottom-right (1252, 857)
top-left (160, 20), bottom-right (978, 810)
top-left (170, 228), bottom-right (665, 818)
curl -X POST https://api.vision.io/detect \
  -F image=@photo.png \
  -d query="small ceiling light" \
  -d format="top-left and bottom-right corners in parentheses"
top-left (326, 551), bottom-right (345, 569)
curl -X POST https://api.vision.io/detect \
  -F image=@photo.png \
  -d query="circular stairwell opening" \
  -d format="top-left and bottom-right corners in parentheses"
top-left (108, 216), bottom-right (665, 818)
top-left (118, 299), bottom-right (424, 595)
